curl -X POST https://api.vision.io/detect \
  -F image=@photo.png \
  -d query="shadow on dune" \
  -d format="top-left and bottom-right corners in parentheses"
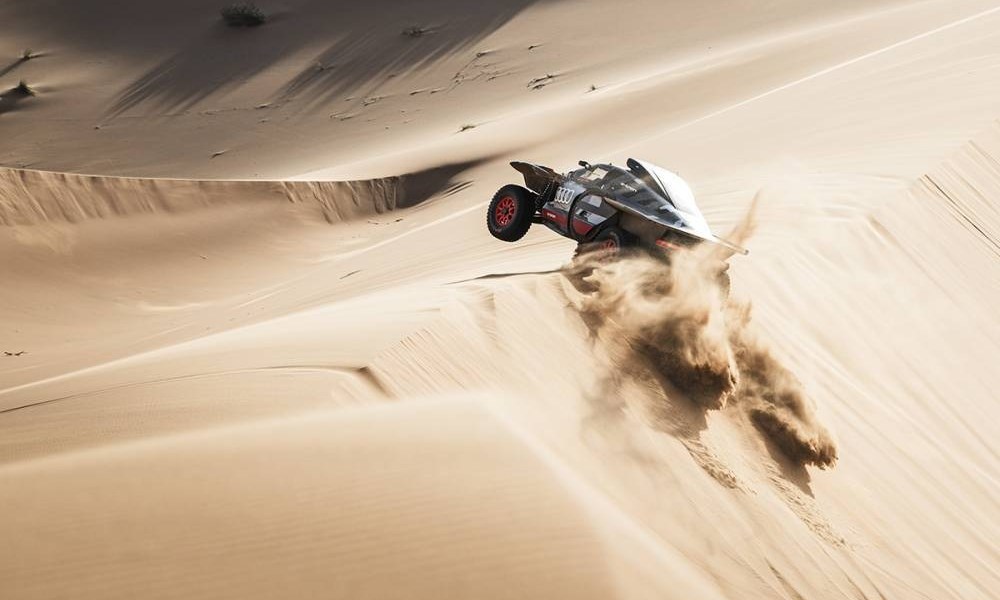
top-left (448, 269), bottom-right (563, 284)
top-left (74, 0), bottom-right (544, 117)
top-left (0, 51), bottom-right (46, 79)
top-left (396, 158), bottom-right (484, 208)
top-left (0, 58), bottom-right (29, 79)
top-left (250, 156), bottom-right (488, 225)
top-left (105, 22), bottom-right (289, 116)
top-left (760, 428), bottom-right (816, 495)
top-left (277, 0), bottom-right (538, 109)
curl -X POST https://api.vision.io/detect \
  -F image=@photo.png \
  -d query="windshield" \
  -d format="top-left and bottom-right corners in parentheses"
top-left (575, 165), bottom-right (669, 210)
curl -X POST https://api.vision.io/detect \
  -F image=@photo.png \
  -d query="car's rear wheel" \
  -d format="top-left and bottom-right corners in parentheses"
top-left (575, 226), bottom-right (632, 258)
top-left (595, 227), bottom-right (628, 253)
top-left (487, 185), bottom-right (535, 242)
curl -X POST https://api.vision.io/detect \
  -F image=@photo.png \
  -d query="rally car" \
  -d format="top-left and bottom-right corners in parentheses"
top-left (486, 158), bottom-right (747, 290)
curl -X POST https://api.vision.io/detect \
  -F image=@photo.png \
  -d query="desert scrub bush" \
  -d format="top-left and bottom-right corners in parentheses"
top-left (402, 26), bottom-right (430, 38)
top-left (14, 80), bottom-right (35, 96)
top-left (221, 3), bottom-right (267, 27)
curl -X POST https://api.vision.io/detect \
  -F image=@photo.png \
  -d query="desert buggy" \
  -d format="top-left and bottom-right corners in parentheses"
top-left (486, 158), bottom-right (747, 291)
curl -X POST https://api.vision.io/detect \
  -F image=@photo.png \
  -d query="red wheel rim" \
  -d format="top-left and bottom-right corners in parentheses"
top-left (494, 196), bottom-right (516, 227)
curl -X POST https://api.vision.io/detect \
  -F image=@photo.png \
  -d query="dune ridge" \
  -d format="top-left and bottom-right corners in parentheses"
top-left (0, 161), bottom-right (476, 226)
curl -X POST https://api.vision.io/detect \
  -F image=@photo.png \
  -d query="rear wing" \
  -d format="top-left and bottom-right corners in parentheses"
top-left (510, 161), bottom-right (563, 195)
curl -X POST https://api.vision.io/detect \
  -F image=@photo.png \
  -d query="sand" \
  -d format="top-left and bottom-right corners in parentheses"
top-left (2, 0), bottom-right (999, 598)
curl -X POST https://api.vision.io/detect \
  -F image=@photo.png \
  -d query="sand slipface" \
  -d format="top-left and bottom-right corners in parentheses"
top-left (3, 0), bottom-right (1000, 598)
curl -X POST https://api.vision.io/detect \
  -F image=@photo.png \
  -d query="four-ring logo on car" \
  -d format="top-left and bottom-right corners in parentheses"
top-left (554, 186), bottom-right (575, 206)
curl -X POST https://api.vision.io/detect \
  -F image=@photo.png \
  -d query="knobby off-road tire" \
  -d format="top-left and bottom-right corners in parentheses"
top-left (487, 184), bottom-right (536, 242)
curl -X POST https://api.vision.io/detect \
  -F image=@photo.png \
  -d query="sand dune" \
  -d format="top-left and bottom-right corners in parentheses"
top-left (3, 399), bottom-right (728, 600)
top-left (2, 0), bottom-right (1000, 598)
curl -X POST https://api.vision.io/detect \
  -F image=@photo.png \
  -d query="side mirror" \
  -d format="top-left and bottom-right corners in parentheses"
top-left (578, 160), bottom-right (592, 169)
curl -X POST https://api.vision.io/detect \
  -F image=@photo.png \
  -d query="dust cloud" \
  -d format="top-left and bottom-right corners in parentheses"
top-left (565, 241), bottom-right (837, 469)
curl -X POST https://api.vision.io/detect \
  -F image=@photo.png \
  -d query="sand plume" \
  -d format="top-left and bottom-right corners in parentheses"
top-left (726, 302), bottom-right (838, 468)
top-left (570, 250), bottom-right (736, 410)
top-left (566, 246), bottom-right (837, 468)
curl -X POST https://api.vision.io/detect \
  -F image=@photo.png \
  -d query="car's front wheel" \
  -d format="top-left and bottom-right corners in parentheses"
top-left (487, 184), bottom-right (536, 242)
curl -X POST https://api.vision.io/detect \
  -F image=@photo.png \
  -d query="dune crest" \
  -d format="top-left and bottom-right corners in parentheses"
top-left (0, 161), bottom-right (476, 226)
